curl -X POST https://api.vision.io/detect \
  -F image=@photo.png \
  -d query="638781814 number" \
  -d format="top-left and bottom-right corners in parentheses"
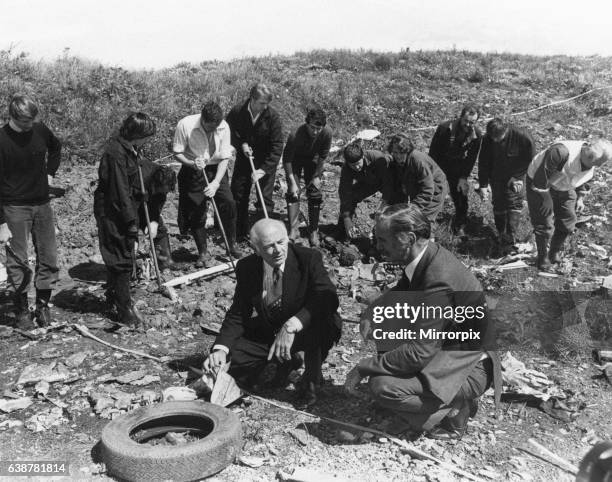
top-left (0, 461), bottom-right (68, 476)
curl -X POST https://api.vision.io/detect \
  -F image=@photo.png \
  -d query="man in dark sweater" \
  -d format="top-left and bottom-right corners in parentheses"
top-left (226, 83), bottom-right (284, 238)
top-left (478, 118), bottom-right (535, 248)
top-left (283, 107), bottom-right (332, 247)
top-left (0, 95), bottom-right (61, 329)
top-left (429, 104), bottom-right (483, 235)
top-left (337, 144), bottom-right (391, 240)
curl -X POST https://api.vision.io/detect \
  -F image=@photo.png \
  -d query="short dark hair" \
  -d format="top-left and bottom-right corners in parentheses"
top-left (151, 165), bottom-right (177, 194)
top-left (249, 83), bottom-right (273, 102)
top-left (9, 94), bottom-right (39, 120)
top-left (119, 112), bottom-right (156, 141)
top-left (378, 203), bottom-right (431, 241)
top-left (387, 133), bottom-right (415, 154)
top-left (460, 103), bottom-right (480, 119)
top-left (486, 118), bottom-right (507, 139)
top-left (201, 101), bottom-right (224, 126)
top-left (343, 143), bottom-right (363, 163)
top-left (305, 107), bottom-right (327, 127)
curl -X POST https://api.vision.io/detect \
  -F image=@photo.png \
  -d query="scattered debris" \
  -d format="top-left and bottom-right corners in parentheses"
top-left (161, 386), bottom-right (198, 402)
top-left (0, 396), bottom-right (33, 413)
top-left (17, 361), bottom-right (72, 386)
top-left (25, 406), bottom-right (68, 432)
top-left (65, 351), bottom-right (89, 368)
top-left (287, 427), bottom-right (310, 446)
top-left (0, 420), bottom-right (24, 429)
top-left (210, 372), bottom-right (242, 407)
top-left (238, 455), bottom-right (266, 468)
top-left (278, 467), bottom-right (351, 482)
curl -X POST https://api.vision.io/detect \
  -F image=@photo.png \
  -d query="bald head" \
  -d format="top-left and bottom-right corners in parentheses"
top-left (581, 139), bottom-right (612, 168)
top-left (250, 219), bottom-right (289, 268)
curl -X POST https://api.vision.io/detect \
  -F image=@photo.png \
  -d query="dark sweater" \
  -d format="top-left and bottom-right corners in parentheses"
top-left (226, 100), bottom-right (284, 175)
top-left (283, 124), bottom-right (332, 177)
top-left (429, 119), bottom-right (482, 179)
top-left (478, 125), bottom-right (535, 186)
top-left (0, 122), bottom-right (61, 209)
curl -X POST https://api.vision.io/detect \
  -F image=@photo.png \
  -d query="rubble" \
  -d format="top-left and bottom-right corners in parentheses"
top-left (0, 396), bottom-right (33, 413)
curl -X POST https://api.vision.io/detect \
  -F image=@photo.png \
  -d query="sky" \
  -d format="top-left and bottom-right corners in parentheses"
top-left (2, 0), bottom-right (612, 70)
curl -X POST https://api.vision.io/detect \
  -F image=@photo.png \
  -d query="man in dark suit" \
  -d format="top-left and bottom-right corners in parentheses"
top-left (226, 83), bottom-right (284, 238)
top-left (345, 204), bottom-right (500, 439)
top-left (203, 218), bottom-right (341, 405)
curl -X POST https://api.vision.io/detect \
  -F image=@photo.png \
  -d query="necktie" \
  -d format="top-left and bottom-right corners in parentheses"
top-left (273, 266), bottom-right (281, 286)
top-left (207, 131), bottom-right (216, 157)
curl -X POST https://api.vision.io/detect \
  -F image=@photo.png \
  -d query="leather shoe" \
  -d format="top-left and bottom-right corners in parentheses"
top-left (427, 398), bottom-right (476, 441)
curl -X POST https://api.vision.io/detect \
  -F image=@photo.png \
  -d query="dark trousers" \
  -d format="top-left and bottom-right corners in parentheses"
top-left (227, 314), bottom-right (340, 385)
top-left (178, 171), bottom-right (236, 237)
top-left (368, 359), bottom-right (492, 431)
top-left (3, 203), bottom-right (59, 294)
top-left (96, 216), bottom-right (135, 274)
top-left (527, 179), bottom-right (577, 239)
top-left (491, 178), bottom-right (525, 216)
top-left (231, 162), bottom-right (276, 236)
top-left (447, 176), bottom-right (468, 227)
top-left (288, 161), bottom-right (322, 206)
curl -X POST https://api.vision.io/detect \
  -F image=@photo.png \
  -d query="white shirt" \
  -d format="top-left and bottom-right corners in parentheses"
top-left (172, 115), bottom-right (232, 165)
top-left (403, 243), bottom-right (429, 282)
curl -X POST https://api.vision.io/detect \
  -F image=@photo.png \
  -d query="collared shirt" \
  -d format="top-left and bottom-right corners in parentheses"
top-left (247, 102), bottom-right (262, 125)
top-left (172, 114), bottom-right (232, 165)
top-left (403, 242), bottom-right (429, 282)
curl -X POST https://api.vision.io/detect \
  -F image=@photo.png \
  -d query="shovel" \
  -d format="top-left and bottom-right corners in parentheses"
top-left (136, 162), bottom-right (178, 302)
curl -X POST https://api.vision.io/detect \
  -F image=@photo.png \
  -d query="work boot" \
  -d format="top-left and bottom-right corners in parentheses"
top-left (192, 227), bottom-right (211, 269)
top-left (549, 232), bottom-right (569, 264)
top-left (34, 289), bottom-right (53, 327)
top-left (114, 272), bottom-right (144, 326)
top-left (155, 234), bottom-right (177, 271)
top-left (535, 235), bottom-right (552, 271)
top-left (287, 202), bottom-right (301, 241)
top-left (13, 292), bottom-right (35, 330)
top-left (308, 203), bottom-right (321, 248)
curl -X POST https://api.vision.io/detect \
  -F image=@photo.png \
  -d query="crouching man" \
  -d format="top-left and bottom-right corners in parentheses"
top-left (202, 219), bottom-right (342, 405)
top-left (344, 204), bottom-right (500, 439)
top-left (527, 139), bottom-right (612, 271)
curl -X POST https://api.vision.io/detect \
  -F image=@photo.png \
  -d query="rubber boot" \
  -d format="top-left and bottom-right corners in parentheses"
top-left (155, 234), bottom-right (177, 270)
top-left (114, 272), bottom-right (144, 326)
top-left (493, 212), bottom-right (507, 241)
top-left (287, 202), bottom-right (301, 242)
top-left (13, 292), bottom-right (35, 330)
top-left (192, 227), bottom-right (210, 268)
top-left (549, 232), bottom-right (569, 264)
top-left (506, 210), bottom-right (522, 246)
top-left (308, 203), bottom-right (321, 248)
top-left (223, 219), bottom-right (244, 259)
top-left (535, 235), bottom-right (552, 271)
top-left (34, 289), bottom-right (53, 327)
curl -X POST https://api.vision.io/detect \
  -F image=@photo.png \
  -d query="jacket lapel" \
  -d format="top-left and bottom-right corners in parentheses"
top-left (281, 245), bottom-right (298, 313)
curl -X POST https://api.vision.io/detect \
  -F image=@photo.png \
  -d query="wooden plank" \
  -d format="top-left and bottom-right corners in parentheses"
top-left (163, 262), bottom-right (234, 288)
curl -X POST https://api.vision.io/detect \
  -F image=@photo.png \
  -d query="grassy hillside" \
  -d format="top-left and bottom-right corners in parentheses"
top-left (1, 47), bottom-right (611, 164)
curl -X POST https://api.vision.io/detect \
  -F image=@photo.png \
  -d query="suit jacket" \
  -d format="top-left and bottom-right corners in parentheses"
top-left (226, 100), bottom-right (284, 176)
top-left (359, 242), bottom-right (501, 406)
top-left (215, 244), bottom-right (341, 351)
